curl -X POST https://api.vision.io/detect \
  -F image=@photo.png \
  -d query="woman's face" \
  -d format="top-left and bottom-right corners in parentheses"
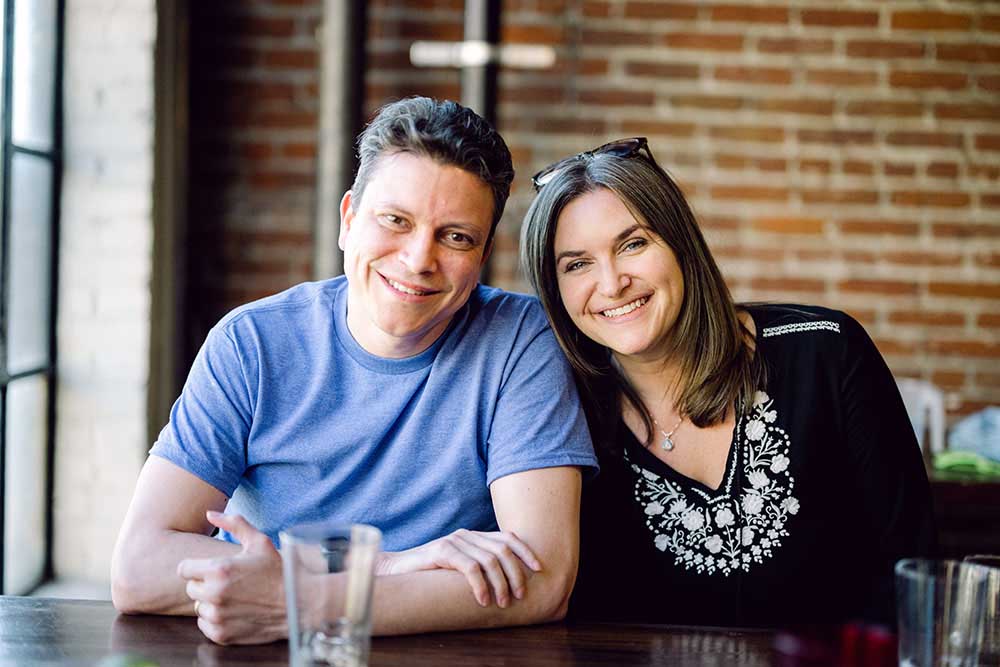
top-left (553, 187), bottom-right (685, 364)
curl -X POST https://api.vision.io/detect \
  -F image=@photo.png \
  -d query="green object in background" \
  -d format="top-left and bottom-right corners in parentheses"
top-left (95, 654), bottom-right (160, 667)
top-left (934, 450), bottom-right (1000, 477)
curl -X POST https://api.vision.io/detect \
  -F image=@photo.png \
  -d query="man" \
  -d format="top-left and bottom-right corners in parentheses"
top-left (111, 97), bottom-right (597, 644)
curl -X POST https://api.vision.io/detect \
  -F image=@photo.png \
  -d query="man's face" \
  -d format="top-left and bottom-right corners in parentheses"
top-left (339, 151), bottom-right (495, 358)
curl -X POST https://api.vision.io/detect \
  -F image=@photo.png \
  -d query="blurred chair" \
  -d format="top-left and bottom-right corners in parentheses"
top-left (896, 378), bottom-right (946, 455)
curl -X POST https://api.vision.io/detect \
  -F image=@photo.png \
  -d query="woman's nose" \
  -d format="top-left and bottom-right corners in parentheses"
top-left (597, 264), bottom-right (630, 297)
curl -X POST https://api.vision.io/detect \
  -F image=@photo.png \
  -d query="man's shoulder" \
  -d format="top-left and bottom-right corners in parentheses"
top-left (216, 277), bottom-right (345, 333)
top-left (468, 284), bottom-right (547, 329)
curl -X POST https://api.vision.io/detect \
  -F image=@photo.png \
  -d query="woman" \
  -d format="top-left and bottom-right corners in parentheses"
top-left (520, 138), bottom-right (936, 627)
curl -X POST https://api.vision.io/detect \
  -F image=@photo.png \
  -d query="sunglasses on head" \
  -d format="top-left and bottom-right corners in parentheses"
top-left (531, 137), bottom-right (656, 192)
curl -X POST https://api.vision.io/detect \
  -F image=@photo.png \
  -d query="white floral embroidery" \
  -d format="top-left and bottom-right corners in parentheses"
top-left (629, 393), bottom-right (799, 577)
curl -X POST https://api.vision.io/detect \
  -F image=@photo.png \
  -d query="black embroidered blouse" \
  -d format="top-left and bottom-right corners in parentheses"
top-left (569, 304), bottom-right (936, 628)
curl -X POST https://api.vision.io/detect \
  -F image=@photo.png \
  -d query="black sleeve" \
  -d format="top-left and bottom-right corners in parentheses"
top-left (837, 313), bottom-right (937, 624)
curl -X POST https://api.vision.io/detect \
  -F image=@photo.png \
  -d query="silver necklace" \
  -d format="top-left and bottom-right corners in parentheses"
top-left (653, 416), bottom-right (684, 451)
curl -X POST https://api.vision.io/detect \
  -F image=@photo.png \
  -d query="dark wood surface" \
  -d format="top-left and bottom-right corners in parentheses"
top-left (930, 471), bottom-right (1000, 558)
top-left (0, 596), bottom-right (776, 666)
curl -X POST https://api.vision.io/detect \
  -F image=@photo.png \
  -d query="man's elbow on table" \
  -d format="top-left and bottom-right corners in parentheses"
top-left (110, 547), bottom-right (148, 615)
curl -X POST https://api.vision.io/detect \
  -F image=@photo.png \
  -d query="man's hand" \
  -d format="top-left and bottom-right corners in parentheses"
top-left (376, 529), bottom-right (542, 608)
top-left (177, 512), bottom-right (286, 645)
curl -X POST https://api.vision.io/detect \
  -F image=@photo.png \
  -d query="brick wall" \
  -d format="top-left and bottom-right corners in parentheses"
top-left (55, 0), bottom-right (156, 585)
top-left (189, 0), bottom-right (1000, 421)
top-left (185, 0), bottom-right (322, 361)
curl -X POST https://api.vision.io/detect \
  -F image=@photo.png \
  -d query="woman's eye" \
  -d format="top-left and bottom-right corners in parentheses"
top-left (622, 238), bottom-right (647, 252)
top-left (565, 260), bottom-right (586, 273)
top-left (383, 214), bottom-right (403, 225)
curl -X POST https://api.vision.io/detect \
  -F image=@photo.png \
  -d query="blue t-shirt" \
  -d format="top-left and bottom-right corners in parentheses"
top-left (150, 277), bottom-right (597, 551)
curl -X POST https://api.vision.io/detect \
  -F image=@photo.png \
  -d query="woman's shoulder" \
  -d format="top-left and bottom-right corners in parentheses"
top-left (741, 303), bottom-right (865, 340)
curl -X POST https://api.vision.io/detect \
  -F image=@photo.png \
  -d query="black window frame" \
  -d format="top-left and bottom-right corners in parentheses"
top-left (0, 0), bottom-right (64, 594)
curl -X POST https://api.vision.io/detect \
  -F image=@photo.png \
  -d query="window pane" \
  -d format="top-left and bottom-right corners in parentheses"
top-left (7, 153), bottom-right (53, 374)
top-left (3, 375), bottom-right (48, 595)
top-left (12, 0), bottom-right (57, 152)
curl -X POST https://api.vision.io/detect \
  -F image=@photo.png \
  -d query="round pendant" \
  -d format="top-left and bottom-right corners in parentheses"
top-left (662, 436), bottom-right (675, 451)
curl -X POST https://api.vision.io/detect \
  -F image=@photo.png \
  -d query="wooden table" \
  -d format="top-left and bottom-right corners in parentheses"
top-left (0, 596), bottom-right (776, 666)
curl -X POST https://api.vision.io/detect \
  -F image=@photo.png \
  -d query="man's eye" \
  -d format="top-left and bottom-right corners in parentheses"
top-left (446, 232), bottom-right (474, 247)
top-left (384, 214), bottom-right (402, 224)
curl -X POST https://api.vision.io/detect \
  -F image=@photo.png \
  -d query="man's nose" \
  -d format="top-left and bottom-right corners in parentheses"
top-left (399, 230), bottom-right (438, 274)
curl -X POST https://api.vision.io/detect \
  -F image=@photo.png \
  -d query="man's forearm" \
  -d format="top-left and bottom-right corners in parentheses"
top-left (111, 529), bottom-right (240, 615)
top-left (369, 565), bottom-right (574, 636)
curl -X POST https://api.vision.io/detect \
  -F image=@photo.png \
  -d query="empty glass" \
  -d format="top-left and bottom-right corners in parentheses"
top-left (281, 522), bottom-right (381, 667)
top-left (895, 559), bottom-right (991, 667)
top-left (964, 555), bottom-right (1000, 666)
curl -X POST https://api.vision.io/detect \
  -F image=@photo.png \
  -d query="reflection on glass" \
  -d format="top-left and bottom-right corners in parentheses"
top-left (7, 153), bottom-right (53, 374)
top-left (3, 375), bottom-right (49, 595)
top-left (12, 0), bottom-right (57, 151)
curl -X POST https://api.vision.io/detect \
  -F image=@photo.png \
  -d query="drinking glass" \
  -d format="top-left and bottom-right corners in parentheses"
top-left (280, 522), bottom-right (381, 667)
top-left (895, 558), bottom-right (990, 667)
top-left (964, 555), bottom-right (1000, 666)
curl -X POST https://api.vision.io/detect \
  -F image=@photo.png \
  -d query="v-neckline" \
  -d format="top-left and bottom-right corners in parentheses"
top-left (623, 406), bottom-right (742, 497)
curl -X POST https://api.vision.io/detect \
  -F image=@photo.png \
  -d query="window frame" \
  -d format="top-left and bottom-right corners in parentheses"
top-left (0, 0), bottom-right (64, 594)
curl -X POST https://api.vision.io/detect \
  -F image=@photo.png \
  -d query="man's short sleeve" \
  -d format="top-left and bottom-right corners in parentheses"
top-left (149, 323), bottom-right (255, 497)
top-left (485, 319), bottom-right (598, 486)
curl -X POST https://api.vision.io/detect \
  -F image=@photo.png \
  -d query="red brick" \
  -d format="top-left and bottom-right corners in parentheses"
top-left (839, 279), bottom-right (917, 296)
top-left (758, 99), bottom-right (835, 115)
top-left (800, 159), bottom-right (831, 173)
top-left (847, 39), bottom-right (925, 59)
top-left (807, 69), bottom-right (879, 87)
top-left (970, 163), bottom-right (1000, 180)
top-left (980, 75), bottom-right (1000, 92)
top-left (533, 117), bottom-right (608, 135)
top-left (933, 371), bottom-right (968, 389)
top-left (872, 339), bottom-right (919, 356)
top-left (398, 20), bottom-right (463, 41)
top-left (844, 160), bottom-right (874, 176)
top-left (839, 219), bottom-right (919, 237)
top-left (844, 100), bottom-right (923, 118)
top-left (715, 66), bottom-right (792, 85)
top-left (932, 222), bottom-right (1000, 239)
top-left (241, 143), bottom-right (273, 160)
top-left (757, 158), bottom-right (786, 172)
top-left (501, 23), bottom-right (565, 45)
top-left (753, 217), bottom-right (825, 234)
top-left (884, 162), bottom-right (916, 177)
top-left (263, 49), bottom-right (318, 69)
top-left (935, 43), bottom-right (1000, 63)
top-left (887, 131), bottom-right (964, 148)
top-left (715, 245), bottom-right (783, 261)
top-left (883, 251), bottom-right (962, 267)
top-left (974, 373), bottom-right (1000, 389)
top-left (499, 85), bottom-right (566, 104)
top-left (282, 143), bottom-right (316, 159)
top-left (625, 2), bottom-right (699, 20)
top-left (580, 29), bottom-right (655, 47)
top-left (802, 190), bottom-right (880, 205)
top-left (665, 33), bottom-right (744, 52)
top-left (700, 215), bottom-right (741, 231)
top-left (710, 185), bottom-right (788, 201)
top-left (620, 120), bottom-right (696, 137)
top-left (625, 61), bottom-right (700, 79)
top-left (582, 1), bottom-right (611, 18)
top-left (802, 10), bottom-right (879, 27)
top-left (929, 282), bottom-right (1000, 299)
top-left (579, 89), bottom-right (655, 106)
top-left (974, 251), bottom-right (1000, 268)
top-left (714, 154), bottom-right (746, 169)
top-left (710, 5), bottom-right (788, 24)
top-left (890, 70), bottom-right (968, 91)
top-left (892, 191), bottom-right (970, 208)
top-left (928, 340), bottom-right (1000, 358)
top-left (757, 37), bottom-right (833, 54)
top-left (981, 194), bottom-right (1000, 209)
top-left (982, 14), bottom-right (1000, 31)
top-left (892, 11), bottom-right (972, 31)
top-left (798, 129), bottom-right (875, 145)
top-left (927, 162), bottom-right (959, 179)
top-left (249, 170), bottom-right (316, 188)
top-left (750, 277), bottom-right (825, 293)
top-left (671, 95), bottom-right (745, 110)
top-left (936, 103), bottom-right (1000, 121)
top-left (975, 135), bottom-right (1000, 151)
top-left (579, 59), bottom-right (609, 76)
top-left (889, 311), bottom-right (965, 327)
top-left (979, 313), bottom-right (1000, 328)
top-left (709, 125), bottom-right (785, 143)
